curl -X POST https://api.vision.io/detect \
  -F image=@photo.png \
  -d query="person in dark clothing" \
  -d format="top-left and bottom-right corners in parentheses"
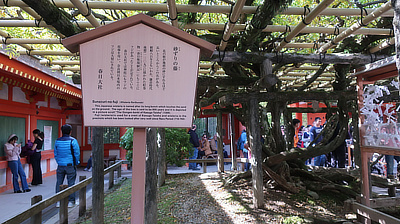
top-left (330, 123), bottom-right (347, 168)
top-left (30, 129), bottom-right (43, 185)
top-left (310, 117), bottom-right (326, 166)
top-left (188, 125), bottom-right (200, 170)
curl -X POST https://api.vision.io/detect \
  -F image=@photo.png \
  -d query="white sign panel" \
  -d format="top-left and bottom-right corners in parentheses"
top-left (43, 125), bottom-right (52, 150)
top-left (80, 24), bottom-right (200, 128)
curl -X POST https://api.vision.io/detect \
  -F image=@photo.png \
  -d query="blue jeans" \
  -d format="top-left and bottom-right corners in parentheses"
top-left (314, 155), bottom-right (327, 166)
top-left (8, 159), bottom-right (29, 192)
top-left (56, 165), bottom-right (77, 202)
top-left (243, 151), bottom-right (251, 171)
top-left (385, 155), bottom-right (400, 176)
top-left (86, 157), bottom-right (92, 169)
top-left (189, 147), bottom-right (198, 169)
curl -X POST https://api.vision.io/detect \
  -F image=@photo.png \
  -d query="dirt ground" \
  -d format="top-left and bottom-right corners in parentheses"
top-left (159, 172), bottom-right (353, 224)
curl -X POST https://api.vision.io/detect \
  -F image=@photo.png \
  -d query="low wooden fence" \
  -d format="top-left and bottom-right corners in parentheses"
top-left (3, 160), bottom-right (123, 224)
top-left (344, 199), bottom-right (400, 223)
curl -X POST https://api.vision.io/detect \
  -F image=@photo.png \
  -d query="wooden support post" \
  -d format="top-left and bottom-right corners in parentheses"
top-left (59, 185), bottom-right (69, 224)
top-left (230, 113), bottom-right (237, 171)
top-left (30, 195), bottom-right (42, 224)
top-left (145, 128), bottom-right (158, 224)
top-left (117, 164), bottom-right (122, 178)
top-left (131, 127), bottom-right (147, 224)
top-left (249, 97), bottom-right (264, 209)
top-left (361, 150), bottom-right (371, 206)
top-left (109, 169), bottom-right (114, 189)
top-left (217, 110), bottom-right (224, 172)
top-left (92, 127), bottom-right (104, 224)
top-left (203, 162), bottom-right (207, 173)
top-left (79, 176), bottom-right (86, 218)
top-left (157, 128), bottom-right (166, 187)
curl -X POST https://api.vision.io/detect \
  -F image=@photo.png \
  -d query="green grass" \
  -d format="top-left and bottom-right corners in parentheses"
top-left (76, 178), bottom-right (180, 223)
top-left (157, 180), bottom-right (179, 223)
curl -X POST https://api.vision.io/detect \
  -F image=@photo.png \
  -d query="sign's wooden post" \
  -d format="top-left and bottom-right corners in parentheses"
top-left (131, 128), bottom-right (147, 223)
top-left (63, 13), bottom-right (215, 224)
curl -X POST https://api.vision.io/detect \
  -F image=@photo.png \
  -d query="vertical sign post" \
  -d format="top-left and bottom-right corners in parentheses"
top-left (63, 14), bottom-right (215, 223)
top-left (131, 128), bottom-right (147, 223)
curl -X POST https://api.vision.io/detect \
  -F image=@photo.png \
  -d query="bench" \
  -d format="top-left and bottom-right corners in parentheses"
top-left (183, 158), bottom-right (231, 173)
top-left (104, 155), bottom-right (117, 168)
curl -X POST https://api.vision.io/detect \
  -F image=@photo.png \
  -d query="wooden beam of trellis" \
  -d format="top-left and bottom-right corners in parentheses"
top-left (1, 1), bottom-right (394, 17)
top-left (318, 1), bottom-right (392, 53)
top-left (39, 59), bottom-right (79, 65)
top-left (219, 91), bottom-right (356, 105)
top-left (205, 52), bottom-right (387, 64)
top-left (166, 0), bottom-right (178, 27)
top-left (0, 20), bottom-right (392, 36)
top-left (218, 0), bottom-right (246, 51)
top-left (18, 50), bottom-right (77, 56)
top-left (276, 0), bottom-right (334, 52)
top-left (70, 0), bottom-right (101, 28)
top-left (0, 37), bottom-right (61, 44)
top-left (0, 1), bottom-right (394, 17)
top-left (0, 28), bottom-right (32, 50)
top-left (369, 37), bottom-right (395, 54)
top-left (284, 72), bottom-right (335, 77)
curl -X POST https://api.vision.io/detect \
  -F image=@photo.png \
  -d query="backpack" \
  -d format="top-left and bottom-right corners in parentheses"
top-left (20, 140), bottom-right (35, 163)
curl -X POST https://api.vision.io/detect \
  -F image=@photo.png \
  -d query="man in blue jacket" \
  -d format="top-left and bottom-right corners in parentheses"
top-left (54, 124), bottom-right (80, 207)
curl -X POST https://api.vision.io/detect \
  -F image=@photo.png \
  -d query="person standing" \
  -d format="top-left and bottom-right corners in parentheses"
top-left (292, 119), bottom-right (301, 148)
top-left (30, 129), bottom-right (43, 185)
top-left (188, 125), bottom-right (200, 170)
top-left (54, 124), bottom-right (80, 207)
top-left (237, 128), bottom-right (250, 171)
top-left (4, 134), bottom-right (31, 193)
top-left (310, 117), bottom-right (325, 166)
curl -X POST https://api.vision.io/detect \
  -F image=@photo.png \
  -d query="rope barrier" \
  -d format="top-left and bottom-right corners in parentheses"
top-left (358, 7), bottom-right (368, 27)
top-left (168, 8), bottom-right (178, 21)
top-left (2, 35), bottom-right (10, 45)
top-left (34, 18), bottom-right (43, 27)
top-left (217, 46), bottom-right (226, 62)
top-left (301, 6), bottom-right (311, 25)
top-left (2, 0), bottom-right (8, 7)
top-left (81, 0), bottom-right (92, 17)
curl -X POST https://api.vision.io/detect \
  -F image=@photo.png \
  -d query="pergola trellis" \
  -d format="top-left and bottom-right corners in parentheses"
top-left (0, 0), bottom-right (396, 93)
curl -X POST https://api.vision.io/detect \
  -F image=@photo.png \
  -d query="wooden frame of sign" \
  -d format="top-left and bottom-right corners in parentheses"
top-left (63, 13), bottom-right (215, 224)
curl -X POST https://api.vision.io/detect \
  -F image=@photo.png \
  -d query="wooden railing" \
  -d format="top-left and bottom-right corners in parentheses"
top-left (3, 160), bottom-right (124, 224)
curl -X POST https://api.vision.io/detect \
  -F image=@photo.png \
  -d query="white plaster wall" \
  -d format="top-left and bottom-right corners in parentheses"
top-left (109, 149), bottom-right (120, 159)
top-left (0, 168), bottom-right (6, 186)
top-left (224, 144), bottom-right (231, 156)
top-left (49, 96), bottom-right (61, 110)
top-left (66, 114), bottom-right (82, 125)
top-left (41, 160), bottom-right (47, 174)
top-left (12, 87), bottom-right (29, 104)
top-left (50, 158), bottom-right (57, 171)
top-left (0, 83), bottom-right (8, 100)
top-left (23, 163), bottom-right (29, 176)
top-left (82, 150), bottom-right (91, 164)
top-left (36, 101), bottom-right (47, 108)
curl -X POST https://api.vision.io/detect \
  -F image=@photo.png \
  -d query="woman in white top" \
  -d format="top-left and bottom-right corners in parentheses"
top-left (4, 134), bottom-right (31, 193)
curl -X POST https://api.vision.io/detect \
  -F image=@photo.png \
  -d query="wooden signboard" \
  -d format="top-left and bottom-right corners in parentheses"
top-left (63, 13), bottom-right (215, 224)
top-left (63, 14), bottom-right (215, 128)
